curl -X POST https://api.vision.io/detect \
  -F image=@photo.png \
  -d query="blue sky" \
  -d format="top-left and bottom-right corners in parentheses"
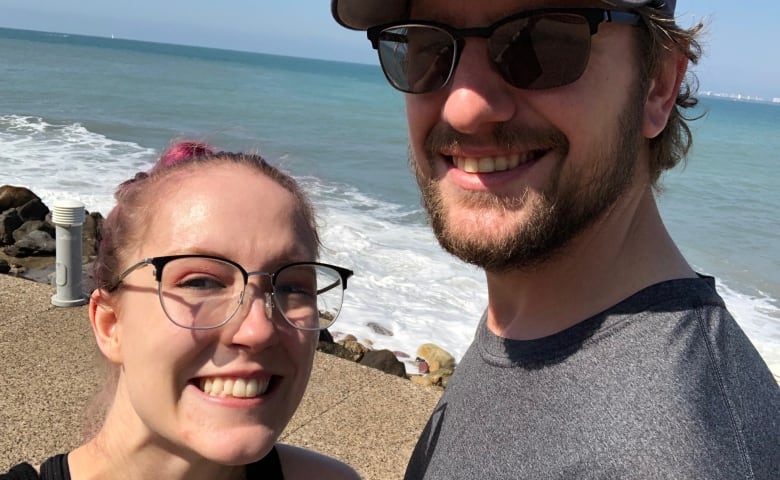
top-left (2, 0), bottom-right (778, 100)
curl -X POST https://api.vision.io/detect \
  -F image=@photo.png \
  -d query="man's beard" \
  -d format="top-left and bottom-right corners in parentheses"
top-left (413, 89), bottom-right (644, 273)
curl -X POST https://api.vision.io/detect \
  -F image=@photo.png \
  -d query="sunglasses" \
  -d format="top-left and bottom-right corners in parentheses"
top-left (367, 8), bottom-right (642, 94)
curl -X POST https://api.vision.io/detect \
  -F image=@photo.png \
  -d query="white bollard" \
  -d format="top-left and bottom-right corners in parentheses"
top-left (51, 199), bottom-right (88, 307)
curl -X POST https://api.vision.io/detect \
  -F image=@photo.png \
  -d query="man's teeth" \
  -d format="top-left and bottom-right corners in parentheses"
top-left (199, 377), bottom-right (269, 398)
top-left (454, 152), bottom-right (539, 173)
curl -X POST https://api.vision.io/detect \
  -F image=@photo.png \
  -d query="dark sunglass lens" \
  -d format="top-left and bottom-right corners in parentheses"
top-left (490, 14), bottom-right (592, 90)
top-left (378, 25), bottom-right (456, 93)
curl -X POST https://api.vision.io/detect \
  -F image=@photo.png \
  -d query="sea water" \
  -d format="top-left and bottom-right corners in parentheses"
top-left (1, 28), bottom-right (778, 370)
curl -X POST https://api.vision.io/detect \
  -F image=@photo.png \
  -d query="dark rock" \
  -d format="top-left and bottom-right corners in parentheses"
top-left (340, 339), bottom-right (369, 360)
top-left (82, 211), bottom-right (103, 257)
top-left (319, 329), bottom-right (334, 343)
top-left (0, 258), bottom-right (9, 274)
top-left (12, 220), bottom-right (50, 243)
top-left (0, 185), bottom-right (40, 213)
top-left (4, 230), bottom-right (56, 257)
top-left (367, 322), bottom-right (394, 336)
top-left (18, 198), bottom-right (49, 222)
top-left (359, 349), bottom-right (406, 378)
top-left (0, 210), bottom-right (24, 245)
top-left (317, 341), bottom-right (363, 362)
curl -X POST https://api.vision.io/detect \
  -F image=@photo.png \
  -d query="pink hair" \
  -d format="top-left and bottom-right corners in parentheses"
top-left (154, 141), bottom-right (215, 171)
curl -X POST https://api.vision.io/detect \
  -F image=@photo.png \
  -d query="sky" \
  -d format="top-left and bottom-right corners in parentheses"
top-left (1, 0), bottom-right (778, 100)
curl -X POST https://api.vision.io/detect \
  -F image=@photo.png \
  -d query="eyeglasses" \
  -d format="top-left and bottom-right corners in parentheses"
top-left (107, 254), bottom-right (353, 331)
top-left (367, 8), bottom-right (641, 94)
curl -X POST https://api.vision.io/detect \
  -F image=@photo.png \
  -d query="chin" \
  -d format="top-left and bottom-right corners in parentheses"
top-left (190, 427), bottom-right (278, 466)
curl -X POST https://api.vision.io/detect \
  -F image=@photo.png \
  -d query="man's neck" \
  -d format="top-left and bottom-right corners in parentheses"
top-left (484, 186), bottom-right (695, 340)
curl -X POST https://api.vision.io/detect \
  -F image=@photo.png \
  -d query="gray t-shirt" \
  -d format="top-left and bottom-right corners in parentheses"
top-left (405, 277), bottom-right (779, 479)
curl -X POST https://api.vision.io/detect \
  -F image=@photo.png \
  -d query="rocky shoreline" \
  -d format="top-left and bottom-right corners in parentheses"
top-left (0, 184), bottom-right (455, 387)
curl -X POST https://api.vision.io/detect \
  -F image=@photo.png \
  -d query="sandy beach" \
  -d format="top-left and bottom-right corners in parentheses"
top-left (0, 274), bottom-right (442, 479)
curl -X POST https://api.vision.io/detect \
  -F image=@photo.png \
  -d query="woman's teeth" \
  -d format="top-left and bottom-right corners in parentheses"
top-left (199, 377), bottom-right (270, 398)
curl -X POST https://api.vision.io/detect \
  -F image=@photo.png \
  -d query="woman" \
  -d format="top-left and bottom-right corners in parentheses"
top-left (2, 142), bottom-right (360, 479)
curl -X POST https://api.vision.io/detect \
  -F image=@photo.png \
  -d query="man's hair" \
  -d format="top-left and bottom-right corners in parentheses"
top-left (636, 7), bottom-right (705, 189)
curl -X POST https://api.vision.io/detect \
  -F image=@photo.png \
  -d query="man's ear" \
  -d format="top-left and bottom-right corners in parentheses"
top-left (643, 49), bottom-right (688, 139)
top-left (90, 289), bottom-right (122, 363)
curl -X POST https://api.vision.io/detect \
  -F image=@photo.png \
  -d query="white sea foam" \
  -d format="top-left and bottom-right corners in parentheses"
top-left (304, 179), bottom-right (486, 366)
top-left (303, 179), bottom-right (780, 373)
top-left (1, 115), bottom-right (156, 215)
top-left (2, 116), bottom-right (778, 374)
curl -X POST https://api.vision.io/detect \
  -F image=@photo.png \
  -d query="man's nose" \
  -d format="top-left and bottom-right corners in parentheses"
top-left (441, 39), bottom-right (517, 134)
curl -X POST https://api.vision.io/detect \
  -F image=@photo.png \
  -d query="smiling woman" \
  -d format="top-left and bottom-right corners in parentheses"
top-left (0, 142), bottom-right (360, 480)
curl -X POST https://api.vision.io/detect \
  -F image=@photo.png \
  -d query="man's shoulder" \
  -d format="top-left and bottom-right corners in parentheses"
top-left (616, 275), bottom-right (725, 314)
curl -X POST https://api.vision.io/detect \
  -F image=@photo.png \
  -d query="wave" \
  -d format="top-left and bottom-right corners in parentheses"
top-left (2, 114), bottom-right (777, 370)
top-left (1, 114), bottom-right (157, 214)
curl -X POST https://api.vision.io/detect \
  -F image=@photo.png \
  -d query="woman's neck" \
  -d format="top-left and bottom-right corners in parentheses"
top-left (67, 402), bottom-right (247, 480)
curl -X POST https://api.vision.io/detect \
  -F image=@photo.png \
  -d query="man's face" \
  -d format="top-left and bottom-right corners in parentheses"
top-left (405, 0), bottom-right (649, 272)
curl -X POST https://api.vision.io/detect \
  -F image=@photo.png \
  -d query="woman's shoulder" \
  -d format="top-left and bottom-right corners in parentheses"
top-left (276, 444), bottom-right (361, 480)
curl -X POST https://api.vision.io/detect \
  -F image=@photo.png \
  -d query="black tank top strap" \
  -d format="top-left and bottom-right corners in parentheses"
top-left (0, 462), bottom-right (39, 480)
top-left (39, 454), bottom-right (70, 480)
top-left (245, 446), bottom-right (284, 479)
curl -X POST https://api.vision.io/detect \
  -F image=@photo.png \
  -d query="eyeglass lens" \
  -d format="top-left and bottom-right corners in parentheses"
top-left (157, 257), bottom-right (345, 330)
top-left (374, 12), bottom-right (594, 93)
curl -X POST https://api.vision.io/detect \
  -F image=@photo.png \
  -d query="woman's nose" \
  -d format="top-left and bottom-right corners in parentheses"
top-left (226, 288), bottom-right (279, 350)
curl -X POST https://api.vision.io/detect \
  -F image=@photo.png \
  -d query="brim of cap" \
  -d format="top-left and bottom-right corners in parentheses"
top-left (331, 0), bottom-right (674, 31)
top-left (331, 0), bottom-right (408, 31)
top-left (603, 0), bottom-right (675, 16)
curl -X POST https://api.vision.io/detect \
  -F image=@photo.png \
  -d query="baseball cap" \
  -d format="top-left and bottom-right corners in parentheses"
top-left (331, 0), bottom-right (676, 31)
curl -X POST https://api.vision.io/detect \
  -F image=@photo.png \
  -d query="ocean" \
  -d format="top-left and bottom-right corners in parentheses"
top-left (1, 27), bottom-right (778, 372)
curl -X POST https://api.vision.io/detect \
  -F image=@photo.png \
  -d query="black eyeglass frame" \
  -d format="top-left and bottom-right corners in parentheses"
top-left (367, 7), bottom-right (643, 94)
top-left (106, 254), bottom-right (354, 331)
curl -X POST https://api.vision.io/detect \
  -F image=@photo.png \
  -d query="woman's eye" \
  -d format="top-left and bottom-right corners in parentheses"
top-left (176, 276), bottom-right (226, 290)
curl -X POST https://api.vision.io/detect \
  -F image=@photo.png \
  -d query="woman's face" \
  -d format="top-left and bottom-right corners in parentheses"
top-left (94, 162), bottom-right (319, 464)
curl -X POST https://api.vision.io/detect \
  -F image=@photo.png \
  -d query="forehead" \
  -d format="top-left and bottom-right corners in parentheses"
top-left (146, 163), bottom-right (315, 259)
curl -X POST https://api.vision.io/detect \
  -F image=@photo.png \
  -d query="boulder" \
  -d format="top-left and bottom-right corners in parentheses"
top-left (340, 339), bottom-right (369, 360)
top-left (4, 230), bottom-right (56, 257)
top-left (367, 322), bottom-right (393, 336)
top-left (18, 198), bottom-right (49, 222)
top-left (0, 185), bottom-right (40, 213)
top-left (12, 220), bottom-right (51, 243)
top-left (359, 349), bottom-right (406, 378)
top-left (0, 209), bottom-right (24, 245)
top-left (317, 341), bottom-right (362, 362)
top-left (416, 343), bottom-right (456, 370)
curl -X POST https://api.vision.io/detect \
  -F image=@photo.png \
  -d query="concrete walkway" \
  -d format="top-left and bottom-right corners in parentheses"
top-left (0, 274), bottom-right (441, 479)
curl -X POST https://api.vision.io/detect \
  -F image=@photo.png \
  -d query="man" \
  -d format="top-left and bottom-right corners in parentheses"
top-left (332, 1), bottom-right (779, 479)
